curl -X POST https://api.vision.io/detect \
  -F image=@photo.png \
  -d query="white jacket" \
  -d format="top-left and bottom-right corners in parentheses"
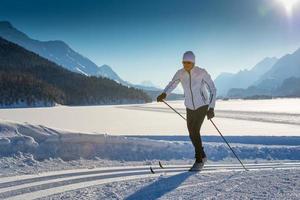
top-left (163, 66), bottom-right (217, 110)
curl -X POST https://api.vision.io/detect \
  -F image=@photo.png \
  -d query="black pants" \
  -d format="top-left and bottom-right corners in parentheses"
top-left (186, 105), bottom-right (208, 162)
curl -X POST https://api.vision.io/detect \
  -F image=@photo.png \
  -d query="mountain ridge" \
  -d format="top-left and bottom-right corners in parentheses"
top-left (215, 57), bottom-right (278, 96)
top-left (226, 47), bottom-right (300, 98)
top-left (0, 21), bottom-right (164, 92)
top-left (0, 36), bottom-right (151, 107)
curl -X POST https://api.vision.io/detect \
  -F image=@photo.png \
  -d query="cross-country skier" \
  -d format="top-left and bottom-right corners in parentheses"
top-left (157, 51), bottom-right (217, 171)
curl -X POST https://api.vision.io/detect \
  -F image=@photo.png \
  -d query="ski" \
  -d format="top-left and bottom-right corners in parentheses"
top-left (154, 161), bottom-right (209, 173)
top-left (150, 161), bottom-right (194, 174)
top-left (150, 161), bottom-right (164, 174)
top-left (159, 161), bottom-right (164, 169)
top-left (150, 166), bottom-right (155, 174)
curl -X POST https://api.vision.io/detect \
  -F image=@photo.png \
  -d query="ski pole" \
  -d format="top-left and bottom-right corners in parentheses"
top-left (162, 99), bottom-right (248, 171)
top-left (209, 119), bottom-right (248, 171)
top-left (162, 99), bottom-right (186, 121)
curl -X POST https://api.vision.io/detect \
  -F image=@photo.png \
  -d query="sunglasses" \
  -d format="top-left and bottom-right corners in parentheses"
top-left (182, 61), bottom-right (193, 65)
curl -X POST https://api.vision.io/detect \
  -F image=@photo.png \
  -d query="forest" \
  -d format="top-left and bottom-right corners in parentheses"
top-left (0, 37), bottom-right (152, 107)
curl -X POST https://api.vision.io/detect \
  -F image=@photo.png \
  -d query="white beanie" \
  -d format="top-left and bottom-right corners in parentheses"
top-left (182, 51), bottom-right (195, 63)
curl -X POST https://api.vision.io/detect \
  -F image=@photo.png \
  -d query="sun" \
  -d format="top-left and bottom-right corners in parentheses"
top-left (278, 0), bottom-right (299, 15)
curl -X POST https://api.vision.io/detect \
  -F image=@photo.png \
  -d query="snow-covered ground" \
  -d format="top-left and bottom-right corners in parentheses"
top-left (0, 157), bottom-right (299, 200)
top-left (42, 168), bottom-right (300, 200)
top-left (1, 120), bottom-right (299, 163)
top-left (0, 99), bottom-right (300, 199)
top-left (0, 98), bottom-right (300, 136)
top-left (0, 120), bottom-right (299, 199)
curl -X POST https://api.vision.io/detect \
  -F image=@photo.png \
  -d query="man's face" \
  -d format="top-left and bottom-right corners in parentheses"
top-left (182, 61), bottom-right (195, 71)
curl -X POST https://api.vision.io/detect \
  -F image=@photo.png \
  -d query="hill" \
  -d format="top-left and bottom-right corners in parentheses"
top-left (0, 37), bottom-right (151, 107)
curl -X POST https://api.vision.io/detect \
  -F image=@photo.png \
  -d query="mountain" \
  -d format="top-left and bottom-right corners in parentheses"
top-left (227, 48), bottom-right (300, 98)
top-left (132, 80), bottom-right (161, 91)
top-left (144, 90), bottom-right (184, 101)
top-left (214, 72), bottom-right (235, 97)
top-left (214, 57), bottom-right (278, 97)
top-left (255, 48), bottom-right (300, 89)
top-left (275, 77), bottom-right (300, 97)
top-left (0, 21), bottom-right (183, 95)
top-left (0, 37), bottom-right (151, 107)
top-left (0, 21), bottom-right (128, 83)
top-left (140, 80), bottom-right (159, 88)
top-left (96, 64), bottom-right (131, 85)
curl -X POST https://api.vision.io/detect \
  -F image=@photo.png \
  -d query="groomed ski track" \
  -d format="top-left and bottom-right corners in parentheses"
top-left (1, 162), bottom-right (300, 200)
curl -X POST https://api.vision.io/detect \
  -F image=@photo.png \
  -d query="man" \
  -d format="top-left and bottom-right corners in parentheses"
top-left (157, 51), bottom-right (217, 171)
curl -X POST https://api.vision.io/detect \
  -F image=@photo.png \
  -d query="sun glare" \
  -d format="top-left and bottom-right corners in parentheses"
top-left (278, 0), bottom-right (299, 15)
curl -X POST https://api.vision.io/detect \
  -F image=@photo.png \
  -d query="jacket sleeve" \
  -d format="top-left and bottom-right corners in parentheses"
top-left (203, 69), bottom-right (217, 109)
top-left (163, 70), bottom-right (181, 95)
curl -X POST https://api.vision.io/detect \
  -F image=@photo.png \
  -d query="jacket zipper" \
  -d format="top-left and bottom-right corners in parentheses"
top-left (188, 71), bottom-right (195, 109)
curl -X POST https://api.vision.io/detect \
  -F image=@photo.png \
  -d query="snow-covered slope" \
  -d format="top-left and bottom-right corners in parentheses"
top-left (0, 120), bottom-right (299, 199)
top-left (1, 120), bottom-right (299, 161)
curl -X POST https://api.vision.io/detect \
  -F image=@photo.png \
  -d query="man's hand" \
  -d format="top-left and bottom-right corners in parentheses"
top-left (157, 92), bottom-right (167, 102)
top-left (207, 108), bottom-right (215, 120)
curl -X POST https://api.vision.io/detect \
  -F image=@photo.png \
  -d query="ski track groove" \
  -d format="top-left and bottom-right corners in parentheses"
top-left (0, 162), bottom-right (287, 186)
top-left (122, 171), bottom-right (247, 199)
top-left (0, 162), bottom-right (299, 200)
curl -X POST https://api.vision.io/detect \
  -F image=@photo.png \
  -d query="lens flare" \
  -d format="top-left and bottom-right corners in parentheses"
top-left (278, 0), bottom-right (299, 15)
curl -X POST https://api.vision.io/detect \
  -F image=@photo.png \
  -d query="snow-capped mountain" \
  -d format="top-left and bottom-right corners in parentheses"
top-left (140, 80), bottom-right (159, 88)
top-left (227, 48), bottom-right (300, 98)
top-left (0, 21), bottom-right (127, 84)
top-left (95, 64), bottom-right (131, 85)
top-left (255, 48), bottom-right (300, 89)
top-left (214, 57), bottom-right (278, 97)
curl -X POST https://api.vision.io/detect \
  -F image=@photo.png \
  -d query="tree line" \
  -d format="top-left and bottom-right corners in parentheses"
top-left (0, 37), bottom-right (152, 107)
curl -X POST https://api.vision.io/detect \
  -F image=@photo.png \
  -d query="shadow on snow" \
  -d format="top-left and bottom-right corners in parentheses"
top-left (125, 171), bottom-right (193, 200)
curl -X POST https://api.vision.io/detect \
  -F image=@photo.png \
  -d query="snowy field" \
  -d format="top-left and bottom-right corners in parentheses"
top-left (0, 98), bottom-right (300, 199)
top-left (42, 168), bottom-right (300, 200)
top-left (0, 98), bottom-right (300, 136)
top-left (0, 120), bottom-right (299, 199)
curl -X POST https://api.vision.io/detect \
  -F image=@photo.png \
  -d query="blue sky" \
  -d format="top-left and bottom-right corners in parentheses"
top-left (1, 0), bottom-right (300, 87)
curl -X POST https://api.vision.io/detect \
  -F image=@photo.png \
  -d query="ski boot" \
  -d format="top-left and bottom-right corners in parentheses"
top-left (189, 160), bottom-right (204, 172)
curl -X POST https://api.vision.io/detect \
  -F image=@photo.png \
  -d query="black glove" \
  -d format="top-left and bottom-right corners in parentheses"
top-left (157, 92), bottom-right (167, 102)
top-left (207, 108), bottom-right (215, 120)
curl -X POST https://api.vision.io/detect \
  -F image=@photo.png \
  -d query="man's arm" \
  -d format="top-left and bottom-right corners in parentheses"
top-left (162, 70), bottom-right (181, 95)
top-left (203, 69), bottom-right (217, 109)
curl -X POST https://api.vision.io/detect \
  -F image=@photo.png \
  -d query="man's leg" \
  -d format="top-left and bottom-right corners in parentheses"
top-left (186, 108), bottom-right (202, 162)
top-left (194, 105), bottom-right (209, 160)
top-left (187, 106), bottom-right (207, 162)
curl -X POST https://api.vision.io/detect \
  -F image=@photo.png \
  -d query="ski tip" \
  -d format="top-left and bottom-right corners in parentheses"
top-left (158, 161), bottom-right (164, 169)
top-left (150, 166), bottom-right (155, 174)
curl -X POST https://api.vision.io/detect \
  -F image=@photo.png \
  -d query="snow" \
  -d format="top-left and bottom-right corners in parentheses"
top-left (123, 168), bottom-right (299, 200)
top-left (75, 67), bottom-right (89, 76)
top-left (0, 120), bottom-right (299, 163)
top-left (216, 98), bottom-right (300, 114)
top-left (66, 53), bottom-right (75, 61)
top-left (0, 99), bottom-right (299, 199)
top-left (1, 99), bottom-right (300, 136)
top-left (0, 161), bottom-right (299, 200)
top-left (76, 62), bottom-right (86, 69)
